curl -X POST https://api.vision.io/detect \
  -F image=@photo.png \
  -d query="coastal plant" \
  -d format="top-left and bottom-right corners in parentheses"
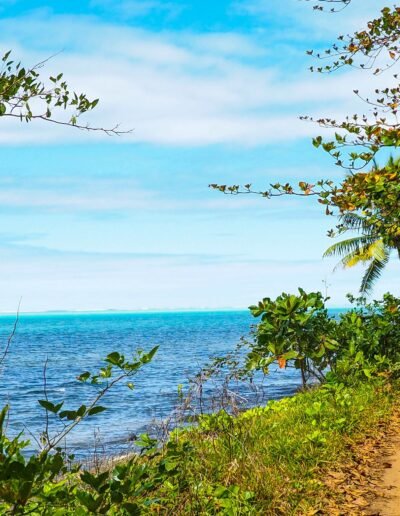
top-left (332, 293), bottom-right (400, 382)
top-left (322, 157), bottom-right (399, 294)
top-left (38, 346), bottom-right (158, 452)
top-left (246, 289), bottom-right (337, 387)
top-left (153, 380), bottom-right (397, 514)
top-left (246, 290), bottom-right (400, 386)
top-left (0, 346), bottom-right (158, 514)
top-left (202, 291), bottom-right (399, 393)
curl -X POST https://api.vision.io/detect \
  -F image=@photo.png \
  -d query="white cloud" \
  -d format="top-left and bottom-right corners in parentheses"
top-left (0, 183), bottom-right (199, 212)
top-left (0, 10), bottom-right (390, 146)
top-left (233, 0), bottom-right (380, 36)
top-left (0, 241), bottom-right (397, 312)
top-left (0, 170), bottom-right (311, 214)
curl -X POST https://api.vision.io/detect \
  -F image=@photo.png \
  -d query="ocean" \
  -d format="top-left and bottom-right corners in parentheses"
top-left (0, 310), bottom-right (343, 458)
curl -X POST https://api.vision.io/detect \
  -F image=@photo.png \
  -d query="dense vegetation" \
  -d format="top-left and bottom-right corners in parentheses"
top-left (0, 292), bottom-right (399, 514)
top-left (1, 0), bottom-right (399, 514)
top-left (2, 380), bottom-right (397, 514)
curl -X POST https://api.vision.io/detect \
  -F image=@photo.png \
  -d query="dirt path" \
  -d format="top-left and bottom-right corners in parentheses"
top-left (367, 433), bottom-right (400, 516)
top-left (321, 408), bottom-right (400, 515)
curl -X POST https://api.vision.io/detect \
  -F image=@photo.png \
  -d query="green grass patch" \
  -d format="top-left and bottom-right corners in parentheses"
top-left (151, 380), bottom-right (397, 514)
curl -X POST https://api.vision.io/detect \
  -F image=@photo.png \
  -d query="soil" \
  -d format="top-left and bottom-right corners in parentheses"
top-left (321, 406), bottom-right (400, 515)
top-left (367, 433), bottom-right (400, 516)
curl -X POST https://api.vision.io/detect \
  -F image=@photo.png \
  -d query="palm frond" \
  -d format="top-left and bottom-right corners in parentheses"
top-left (339, 213), bottom-right (374, 234)
top-left (360, 247), bottom-right (391, 295)
top-left (323, 236), bottom-right (375, 259)
top-left (335, 248), bottom-right (366, 271)
top-left (331, 239), bottom-right (385, 270)
top-left (363, 239), bottom-right (387, 262)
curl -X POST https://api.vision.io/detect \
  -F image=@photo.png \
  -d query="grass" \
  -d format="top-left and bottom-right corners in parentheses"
top-left (149, 379), bottom-right (398, 514)
top-left (3, 293), bottom-right (400, 513)
top-left (4, 379), bottom-right (396, 514)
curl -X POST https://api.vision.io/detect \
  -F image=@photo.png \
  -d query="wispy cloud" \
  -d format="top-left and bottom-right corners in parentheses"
top-left (232, 0), bottom-right (380, 36)
top-left (0, 10), bottom-right (387, 146)
top-left (0, 171), bottom-right (312, 215)
top-left (0, 3), bottom-right (397, 313)
top-left (1, 236), bottom-right (397, 312)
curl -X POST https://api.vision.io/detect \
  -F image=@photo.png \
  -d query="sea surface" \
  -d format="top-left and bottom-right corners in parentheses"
top-left (0, 310), bottom-right (344, 459)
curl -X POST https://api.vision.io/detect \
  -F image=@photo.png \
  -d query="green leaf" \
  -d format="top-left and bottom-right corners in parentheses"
top-left (87, 406), bottom-right (107, 416)
top-left (106, 352), bottom-right (122, 365)
top-left (77, 371), bottom-right (91, 382)
top-left (76, 404), bottom-right (87, 417)
top-left (363, 368), bottom-right (372, 378)
top-left (38, 400), bottom-right (64, 414)
top-left (312, 136), bottom-right (322, 148)
top-left (140, 345), bottom-right (159, 364)
top-left (59, 410), bottom-right (78, 421)
top-left (164, 460), bottom-right (178, 472)
top-left (283, 350), bottom-right (299, 360)
top-left (122, 503), bottom-right (141, 515)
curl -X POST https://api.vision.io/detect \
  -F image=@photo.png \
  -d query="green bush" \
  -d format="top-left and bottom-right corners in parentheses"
top-left (332, 293), bottom-right (400, 382)
top-left (247, 289), bottom-right (337, 387)
top-left (241, 290), bottom-right (400, 386)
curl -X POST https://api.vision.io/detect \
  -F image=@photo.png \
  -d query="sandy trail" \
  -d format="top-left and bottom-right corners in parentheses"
top-left (368, 433), bottom-right (400, 516)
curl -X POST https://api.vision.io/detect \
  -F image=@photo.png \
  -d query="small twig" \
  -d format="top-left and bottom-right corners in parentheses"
top-left (23, 423), bottom-right (42, 450)
top-left (3, 113), bottom-right (133, 136)
top-left (45, 371), bottom-right (132, 452)
top-left (0, 298), bottom-right (21, 370)
top-left (42, 357), bottom-right (50, 447)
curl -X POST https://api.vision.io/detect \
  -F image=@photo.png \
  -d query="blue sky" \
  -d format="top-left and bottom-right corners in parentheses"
top-left (0, 0), bottom-right (397, 312)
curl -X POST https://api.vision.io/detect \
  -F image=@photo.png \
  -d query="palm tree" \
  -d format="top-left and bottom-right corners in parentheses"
top-left (323, 155), bottom-right (399, 295)
top-left (323, 212), bottom-right (391, 295)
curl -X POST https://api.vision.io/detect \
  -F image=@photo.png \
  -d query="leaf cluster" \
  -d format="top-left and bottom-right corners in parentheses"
top-left (37, 346), bottom-right (159, 452)
top-left (0, 52), bottom-right (127, 135)
top-left (247, 289), bottom-right (337, 386)
top-left (310, 7), bottom-right (400, 73)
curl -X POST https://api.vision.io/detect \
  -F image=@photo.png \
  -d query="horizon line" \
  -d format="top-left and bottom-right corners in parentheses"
top-left (0, 306), bottom-right (349, 316)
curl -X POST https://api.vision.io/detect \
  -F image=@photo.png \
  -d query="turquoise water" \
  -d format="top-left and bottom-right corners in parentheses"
top-left (0, 310), bottom-right (344, 458)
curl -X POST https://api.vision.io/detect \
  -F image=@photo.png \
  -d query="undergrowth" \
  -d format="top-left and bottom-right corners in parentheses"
top-left (151, 379), bottom-right (397, 514)
top-left (2, 379), bottom-right (394, 514)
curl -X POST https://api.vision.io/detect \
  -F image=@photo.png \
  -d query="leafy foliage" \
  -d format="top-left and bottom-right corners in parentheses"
top-left (210, 290), bottom-right (400, 389)
top-left (1, 375), bottom-right (397, 514)
top-left (309, 6), bottom-right (400, 73)
top-left (0, 51), bottom-right (127, 134)
top-left (37, 346), bottom-right (159, 452)
top-left (167, 380), bottom-right (397, 514)
top-left (247, 289), bottom-right (337, 386)
top-left (0, 346), bottom-right (159, 514)
top-left (333, 293), bottom-right (400, 381)
top-left (305, 0), bottom-right (351, 13)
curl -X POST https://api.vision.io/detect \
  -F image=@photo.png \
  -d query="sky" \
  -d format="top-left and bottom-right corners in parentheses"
top-left (0, 0), bottom-right (397, 312)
